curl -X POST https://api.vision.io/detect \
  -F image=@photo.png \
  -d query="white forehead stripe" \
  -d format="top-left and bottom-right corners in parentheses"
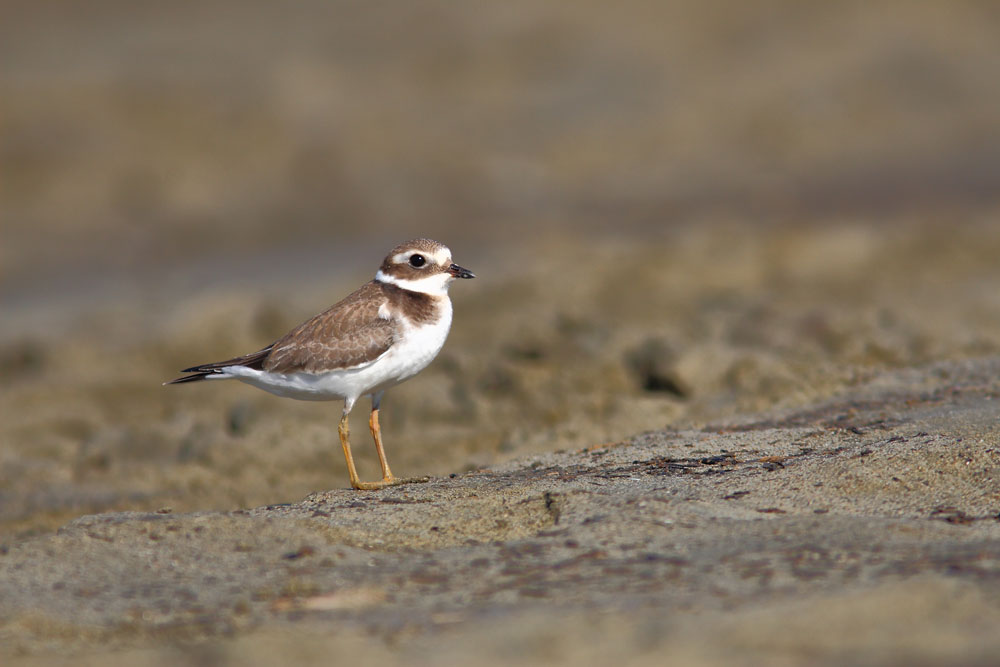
top-left (432, 246), bottom-right (452, 265)
top-left (391, 246), bottom-right (452, 266)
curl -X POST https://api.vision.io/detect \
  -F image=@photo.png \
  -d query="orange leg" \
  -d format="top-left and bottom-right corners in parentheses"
top-left (369, 407), bottom-right (396, 484)
top-left (338, 414), bottom-right (364, 490)
top-left (337, 411), bottom-right (400, 490)
top-left (337, 404), bottom-right (429, 491)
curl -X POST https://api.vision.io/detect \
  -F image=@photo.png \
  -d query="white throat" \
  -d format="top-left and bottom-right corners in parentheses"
top-left (375, 270), bottom-right (453, 296)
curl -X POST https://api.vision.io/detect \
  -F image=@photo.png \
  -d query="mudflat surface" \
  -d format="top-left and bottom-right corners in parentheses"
top-left (3, 359), bottom-right (1000, 665)
top-left (3, 1), bottom-right (1000, 664)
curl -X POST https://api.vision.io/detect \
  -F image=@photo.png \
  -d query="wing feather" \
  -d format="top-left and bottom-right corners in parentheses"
top-left (263, 282), bottom-right (396, 374)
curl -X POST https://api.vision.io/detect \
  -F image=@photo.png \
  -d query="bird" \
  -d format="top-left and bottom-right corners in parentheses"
top-left (166, 238), bottom-right (475, 490)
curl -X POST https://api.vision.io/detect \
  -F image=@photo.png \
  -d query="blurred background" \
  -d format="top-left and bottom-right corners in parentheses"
top-left (3, 0), bottom-right (1000, 538)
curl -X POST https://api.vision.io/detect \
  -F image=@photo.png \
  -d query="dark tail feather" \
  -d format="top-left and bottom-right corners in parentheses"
top-left (164, 372), bottom-right (214, 385)
top-left (164, 344), bottom-right (274, 386)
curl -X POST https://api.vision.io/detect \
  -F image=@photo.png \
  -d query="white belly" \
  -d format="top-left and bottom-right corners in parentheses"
top-left (217, 301), bottom-right (453, 406)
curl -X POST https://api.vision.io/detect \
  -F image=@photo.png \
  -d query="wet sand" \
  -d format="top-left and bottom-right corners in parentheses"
top-left (3, 358), bottom-right (1000, 665)
top-left (3, 1), bottom-right (1000, 664)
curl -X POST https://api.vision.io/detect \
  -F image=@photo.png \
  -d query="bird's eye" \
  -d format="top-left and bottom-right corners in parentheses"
top-left (409, 254), bottom-right (426, 268)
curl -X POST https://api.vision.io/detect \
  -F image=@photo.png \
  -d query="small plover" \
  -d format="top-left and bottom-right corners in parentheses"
top-left (166, 238), bottom-right (475, 490)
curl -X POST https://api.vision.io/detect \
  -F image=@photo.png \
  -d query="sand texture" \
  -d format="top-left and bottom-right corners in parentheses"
top-left (3, 1), bottom-right (1000, 664)
top-left (3, 359), bottom-right (1000, 665)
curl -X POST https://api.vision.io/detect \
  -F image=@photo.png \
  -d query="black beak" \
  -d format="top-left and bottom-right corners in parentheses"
top-left (448, 263), bottom-right (475, 279)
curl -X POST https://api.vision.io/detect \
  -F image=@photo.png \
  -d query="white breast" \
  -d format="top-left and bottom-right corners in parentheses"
top-left (378, 297), bottom-right (453, 386)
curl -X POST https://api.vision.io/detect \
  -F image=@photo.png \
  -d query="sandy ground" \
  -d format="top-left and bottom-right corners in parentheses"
top-left (2, 359), bottom-right (1000, 665)
top-left (3, 1), bottom-right (1000, 664)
